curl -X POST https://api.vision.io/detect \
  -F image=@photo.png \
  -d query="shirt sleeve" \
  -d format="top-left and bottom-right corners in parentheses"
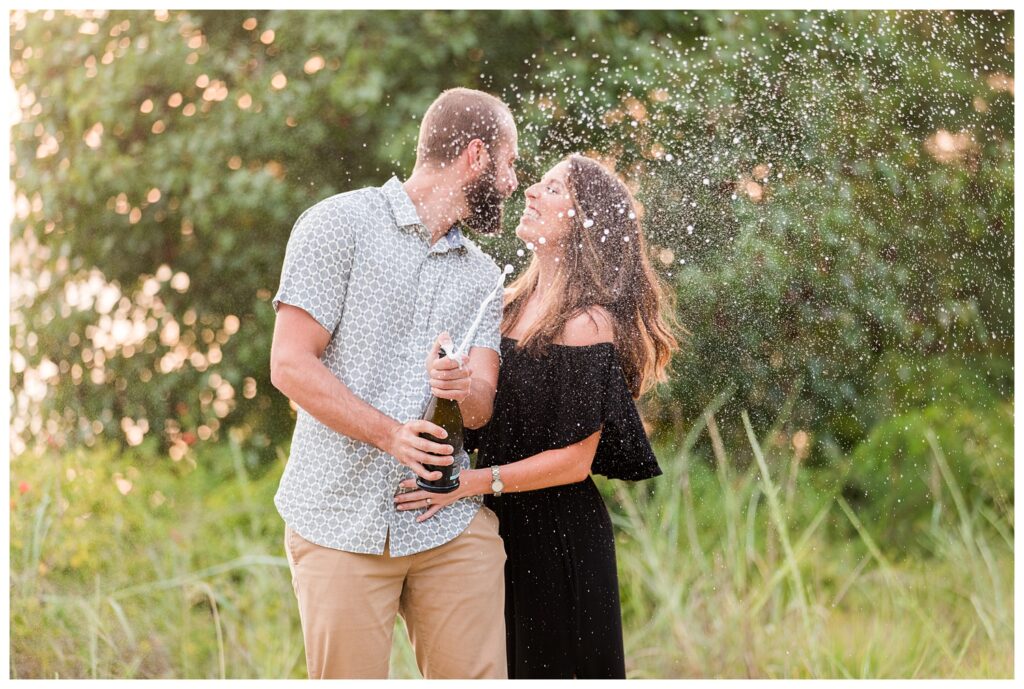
top-left (272, 202), bottom-right (355, 334)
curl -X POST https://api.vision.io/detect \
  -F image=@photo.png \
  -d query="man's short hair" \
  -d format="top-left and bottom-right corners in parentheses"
top-left (416, 88), bottom-right (514, 165)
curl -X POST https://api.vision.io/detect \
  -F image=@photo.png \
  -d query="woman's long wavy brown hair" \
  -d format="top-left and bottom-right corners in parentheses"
top-left (502, 154), bottom-right (683, 398)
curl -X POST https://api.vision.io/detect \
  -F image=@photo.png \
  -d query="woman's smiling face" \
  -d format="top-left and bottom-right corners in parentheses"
top-left (515, 160), bottom-right (575, 252)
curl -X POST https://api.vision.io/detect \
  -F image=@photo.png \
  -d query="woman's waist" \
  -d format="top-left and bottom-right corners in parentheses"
top-left (484, 479), bottom-right (612, 539)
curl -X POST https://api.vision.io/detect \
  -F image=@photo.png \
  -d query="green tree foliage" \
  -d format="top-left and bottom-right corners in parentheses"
top-left (10, 10), bottom-right (1012, 475)
top-left (503, 11), bottom-right (1013, 458)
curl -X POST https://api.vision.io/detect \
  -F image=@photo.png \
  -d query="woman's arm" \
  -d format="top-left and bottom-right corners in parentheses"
top-left (472, 429), bottom-right (601, 493)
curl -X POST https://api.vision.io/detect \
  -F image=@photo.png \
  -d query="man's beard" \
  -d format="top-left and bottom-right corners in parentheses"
top-left (463, 161), bottom-right (505, 235)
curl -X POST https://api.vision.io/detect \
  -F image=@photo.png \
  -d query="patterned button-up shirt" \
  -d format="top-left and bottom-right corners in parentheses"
top-left (272, 176), bottom-right (502, 557)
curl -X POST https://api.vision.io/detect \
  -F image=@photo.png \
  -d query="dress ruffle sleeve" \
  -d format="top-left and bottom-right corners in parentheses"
top-left (547, 344), bottom-right (662, 481)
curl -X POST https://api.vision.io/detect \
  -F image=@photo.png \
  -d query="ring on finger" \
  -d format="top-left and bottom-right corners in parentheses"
top-left (426, 497), bottom-right (432, 506)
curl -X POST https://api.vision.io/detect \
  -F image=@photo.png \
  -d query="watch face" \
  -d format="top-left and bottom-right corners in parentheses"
top-left (492, 480), bottom-right (504, 493)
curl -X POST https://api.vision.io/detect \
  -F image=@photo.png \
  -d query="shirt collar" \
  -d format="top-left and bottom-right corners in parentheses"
top-left (381, 176), bottom-right (422, 228)
top-left (382, 176), bottom-right (467, 255)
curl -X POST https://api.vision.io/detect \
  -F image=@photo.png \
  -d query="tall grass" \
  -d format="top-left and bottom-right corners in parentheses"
top-left (611, 397), bottom-right (1014, 678)
top-left (9, 406), bottom-right (1014, 678)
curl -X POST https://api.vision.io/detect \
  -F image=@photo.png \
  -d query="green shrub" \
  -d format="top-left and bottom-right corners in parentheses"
top-left (10, 11), bottom-right (1012, 472)
top-left (840, 398), bottom-right (1012, 553)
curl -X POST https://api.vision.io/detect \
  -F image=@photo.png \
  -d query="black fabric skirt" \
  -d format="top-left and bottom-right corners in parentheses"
top-left (485, 479), bottom-right (625, 679)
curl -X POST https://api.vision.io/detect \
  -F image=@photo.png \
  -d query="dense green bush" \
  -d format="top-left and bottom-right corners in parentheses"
top-left (10, 10), bottom-right (1013, 471)
top-left (840, 397), bottom-right (1012, 550)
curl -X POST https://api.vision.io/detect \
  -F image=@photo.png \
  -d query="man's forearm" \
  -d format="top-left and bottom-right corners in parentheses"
top-left (274, 351), bottom-right (400, 451)
top-left (459, 376), bottom-right (496, 430)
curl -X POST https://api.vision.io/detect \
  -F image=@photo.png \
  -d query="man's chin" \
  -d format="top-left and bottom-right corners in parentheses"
top-left (465, 210), bottom-right (505, 236)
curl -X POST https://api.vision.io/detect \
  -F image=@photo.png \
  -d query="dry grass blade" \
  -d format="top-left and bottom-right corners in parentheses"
top-left (741, 411), bottom-right (811, 634)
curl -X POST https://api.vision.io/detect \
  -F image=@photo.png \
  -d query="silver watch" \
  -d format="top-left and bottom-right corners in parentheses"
top-left (490, 466), bottom-right (504, 496)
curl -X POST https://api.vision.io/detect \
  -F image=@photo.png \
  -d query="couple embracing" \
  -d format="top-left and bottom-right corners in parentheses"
top-left (269, 88), bottom-right (678, 679)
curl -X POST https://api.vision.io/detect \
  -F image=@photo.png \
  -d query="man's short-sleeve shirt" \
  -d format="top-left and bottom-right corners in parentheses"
top-left (272, 176), bottom-right (502, 557)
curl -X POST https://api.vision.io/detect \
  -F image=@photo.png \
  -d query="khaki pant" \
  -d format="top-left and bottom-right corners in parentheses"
top-left (283, 506), bottom-right (507, 679)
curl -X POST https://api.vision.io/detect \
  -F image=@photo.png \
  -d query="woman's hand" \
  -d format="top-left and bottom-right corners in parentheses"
top-left (394, 469), bottom-right (487, 522)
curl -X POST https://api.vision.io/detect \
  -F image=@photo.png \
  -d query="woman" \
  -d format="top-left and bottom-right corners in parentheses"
top-left (394, 154), bottom-right (679, 679)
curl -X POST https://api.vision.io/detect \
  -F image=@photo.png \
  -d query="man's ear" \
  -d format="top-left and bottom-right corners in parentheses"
top-left (464, 138), bottom-right (490, 173)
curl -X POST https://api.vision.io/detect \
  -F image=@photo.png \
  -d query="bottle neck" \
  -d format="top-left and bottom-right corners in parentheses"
top-left (433, 394), bottom-right (462, 414)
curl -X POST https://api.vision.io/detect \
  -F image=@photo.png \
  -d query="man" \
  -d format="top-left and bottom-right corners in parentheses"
top-left (269, 88), bottom-right (519, 679)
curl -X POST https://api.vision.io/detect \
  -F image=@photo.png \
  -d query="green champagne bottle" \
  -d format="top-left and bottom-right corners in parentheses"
top-left (415, 351), bottom-right (466, 493)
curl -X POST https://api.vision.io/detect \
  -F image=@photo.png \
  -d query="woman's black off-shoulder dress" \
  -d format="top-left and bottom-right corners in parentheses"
top-left (467, 336), bottom-right (662, 679)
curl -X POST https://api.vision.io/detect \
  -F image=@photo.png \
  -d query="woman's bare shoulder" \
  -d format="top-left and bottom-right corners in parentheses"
top-left (559, 306), bottom-right (615, 346)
